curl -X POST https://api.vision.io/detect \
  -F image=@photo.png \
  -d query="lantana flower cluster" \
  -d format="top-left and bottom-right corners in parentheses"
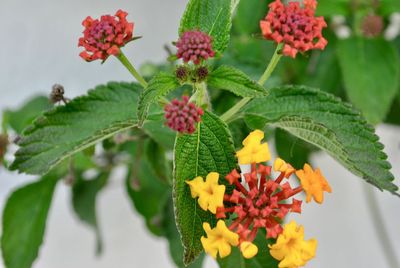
top-left (175, 30), bottom-right (215, 65)
top-left (260, 0), bottom-right (327, 58)
top-left (164, 96), bottom-right (204, 134)
top-left (78, 10), bottom-right (134, 62)
top-left (186, 130), bottom-right (332, 267)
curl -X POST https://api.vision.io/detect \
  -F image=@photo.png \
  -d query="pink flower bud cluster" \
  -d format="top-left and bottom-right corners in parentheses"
top-left (164, 96), bottom-right (204, 134)
top-left (78, 10), bottom-right (134, 62)
top-left (176, 31), bottom-right (215, 65)
top-left (260, 0), bottom-right (327, 58)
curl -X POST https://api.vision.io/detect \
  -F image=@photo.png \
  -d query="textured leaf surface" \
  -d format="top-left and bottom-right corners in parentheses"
top-left (10, 82), bottom-right (141, 175)
top-left (244, 86), bottom-right (399, 195)
top-left (275, 128), bottom-right (316, 169)
top-left (1, 175), bottom-right (57, 268)
top-left (137, 73), bottom-right (180, 126)
top-left (72, 172), bottom-right (109, 255)
top-left (337, 37), bottom-right (400, 124)
top-left (174, 111), bottom-right (237, 265)
top-left (179, 0), bottom-right (237, 53)
top-left (3, 96), bottom-right (53, 134)
top-left (208, 65), bottom-right (267, 97)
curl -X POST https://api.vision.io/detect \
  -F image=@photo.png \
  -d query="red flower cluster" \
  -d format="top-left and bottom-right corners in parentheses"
top-left (164, 96), bottom-right (204, 134)
top-left (216, 163), bottom-right (303, 243)
top-left (78, 10), bottom-right (134, 62)
top-left (176, 31), bottom-right (215, 65)
top-left (260, 0), bottom-right (327, 58)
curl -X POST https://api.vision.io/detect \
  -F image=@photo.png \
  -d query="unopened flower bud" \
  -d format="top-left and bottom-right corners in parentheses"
top-left (176, 31), bottom-right (215, 65)
top-left (175, 66), bottom-right (189, 83)
top-left (362, 14), bottom-right (384, 38)
top-left (164, 96), bottom-right (204, 134)
top-left (195, 66), bottom-right (209, 82)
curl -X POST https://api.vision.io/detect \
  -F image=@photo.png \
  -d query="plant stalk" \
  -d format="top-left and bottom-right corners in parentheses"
top-left (116, 51), bottom-right (148, 88)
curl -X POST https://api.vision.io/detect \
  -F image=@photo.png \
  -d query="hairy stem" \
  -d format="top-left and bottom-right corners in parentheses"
top-left (220, 44), bottom-right (283, 123)
top-left (116, 51), bottom-right (148, 88)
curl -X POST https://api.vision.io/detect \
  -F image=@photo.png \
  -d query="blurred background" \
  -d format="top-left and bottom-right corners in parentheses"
top-left (0, 0), bottom-right (399, 267)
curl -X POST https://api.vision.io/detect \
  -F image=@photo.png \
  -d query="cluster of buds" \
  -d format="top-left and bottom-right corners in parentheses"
top-left (175, 65), bottom-right (209, 84)
top-left (260, 0), bottom-right (327, 58)
top-left (164, 96), bottom-right (204, 134)
top-left (176, 30), bottom-right (215, 65)
top-left (361, 14), bottom-right (384, 38)
top-left (186, 130), bottom-right (331, 266)
top-left (78, 10), bottom-right (134, 62)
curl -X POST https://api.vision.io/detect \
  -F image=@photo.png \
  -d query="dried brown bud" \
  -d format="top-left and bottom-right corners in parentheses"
top-left (362, 14), bottom-right (384, 38)
top-left (175, 66), bottom-right (189, 82)
top-left (195, 66), bottom-right (209, 82)
top-left (0, 134), bottom-right (9, 161)
top-left (50, 84), bottom-right (66, 104)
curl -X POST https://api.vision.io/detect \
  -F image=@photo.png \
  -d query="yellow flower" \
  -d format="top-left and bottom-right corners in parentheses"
top-left (296, 164), bottom-right (332, 204)
top-left (274, 158), bottom-right (296, 178)
top-left (186, 172), bottom-right (225, 214)
top-left (236, 129), bottom-right (271, 164)
top-left (201, 220), bottom-right (239, 259)
top-left (240, 241), bottom-right (258, 259)
top-left (269, 221), bottom-right (317, 268)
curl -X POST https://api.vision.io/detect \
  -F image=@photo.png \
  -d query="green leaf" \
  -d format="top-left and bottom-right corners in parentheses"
top-left (244, 86), bottom-right (399, 196)
top-left (179, 0), bottom-right (237, 53)
top-left (337, 37), bottom-right (400, 124)
top-left (275, 128), bottom-right (316, 170)
top-left (208, 65), bottom-right (267, 97)
top-left (174, 111), bottom-right (237, 265)
top-left (1, 175), bottom-right (58, 268)
top-left (303, 47), bottom-right (342, 95)
top-left (72, 172), bottom-right (109, 255)
top-left (146, 139), bottom-right (172, 183)
top-left (126, 140), bottom-right (171, 236)
top-left (10, 82), bottom-right (141, 175)
top-left (233, 0), bottom-right (268, 35)
top-left (218, 230), bottom-right (278, 268)
top-left (3, 96), bottom-right (53, 134)
top-left (162, 197), bottom-right (204, 268)
top-left (316, 0), bottom-right (350, 16)
top-left (380, 0), bottom-right (400, 16)
top-left (142, 113), bottom-right (176, 150)
top-left (137, 72), bottom-right (180, 126)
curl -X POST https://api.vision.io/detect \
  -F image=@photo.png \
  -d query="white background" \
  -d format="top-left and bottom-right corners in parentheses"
top-left (0, 0), bottom-right (399, 267)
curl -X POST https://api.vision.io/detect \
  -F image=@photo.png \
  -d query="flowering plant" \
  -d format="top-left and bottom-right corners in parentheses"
top-left (1, 0), bottom-right (400, 268)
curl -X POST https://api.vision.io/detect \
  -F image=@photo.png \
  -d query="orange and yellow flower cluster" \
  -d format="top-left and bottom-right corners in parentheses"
top-left (186, 130), bottom-right (331, 267)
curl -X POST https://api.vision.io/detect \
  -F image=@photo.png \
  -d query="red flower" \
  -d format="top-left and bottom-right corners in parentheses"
top-left (216, 163), bottom-right (303, 244)
top-left (164, 96), bottom-right (204, 134)
top-left (176, 31), bottom-right (215, 65)
top-left (78, 10), bottom-right (134, 62)
top-left (260, 0), bottom-right (327, 58)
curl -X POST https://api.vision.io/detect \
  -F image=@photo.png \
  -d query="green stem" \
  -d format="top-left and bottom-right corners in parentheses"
top-left (191, 82), bottom-right (210, 108)
top-left (258, 43), bottom-right (283, 85)
top-left (364, 185), bottom-right (400, 268)
top-left (220, 44), bottom-right (283, 123)
top-left (116, 51), bottom-right (148, 88)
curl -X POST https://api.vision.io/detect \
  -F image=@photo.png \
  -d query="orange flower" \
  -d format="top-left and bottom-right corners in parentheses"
top-left (296, 164), bottom-right (332, 204)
